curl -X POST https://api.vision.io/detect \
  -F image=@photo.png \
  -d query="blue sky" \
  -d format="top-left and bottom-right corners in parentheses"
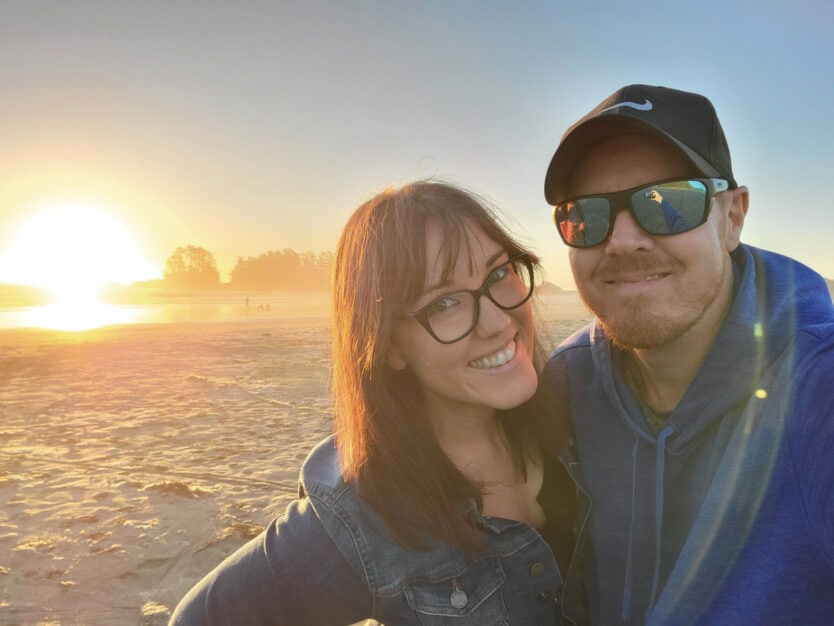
top-left (1, 0), bottom-right (832, 290)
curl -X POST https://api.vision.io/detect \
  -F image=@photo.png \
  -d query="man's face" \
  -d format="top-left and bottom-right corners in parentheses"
top-left (566, 133), bottom-right (740, 351)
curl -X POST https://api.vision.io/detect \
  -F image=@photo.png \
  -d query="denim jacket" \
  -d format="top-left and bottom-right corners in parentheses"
top-left (170, 436), bottom-right (590, 625)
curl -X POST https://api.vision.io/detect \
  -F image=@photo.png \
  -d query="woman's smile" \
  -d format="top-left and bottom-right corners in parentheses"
top-left (468, 337), bottom-right (518, 370)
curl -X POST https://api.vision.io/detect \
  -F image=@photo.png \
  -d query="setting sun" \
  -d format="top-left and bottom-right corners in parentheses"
top-left (0, 204), bottom-right (159, 298)
top-left (0, 204), bottom-right (160, 330)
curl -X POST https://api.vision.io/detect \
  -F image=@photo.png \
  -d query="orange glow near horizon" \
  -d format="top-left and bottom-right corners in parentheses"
top-left (0, 203), bottom-right (161, 331)
top-left (1, 203), bottom-right (160, 292)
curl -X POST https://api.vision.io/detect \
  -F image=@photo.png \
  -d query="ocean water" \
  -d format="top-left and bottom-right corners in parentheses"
top-left (0, 292), bottom-right (332, 331)
top-left (535, 293), bottom-right (594, 350)
top-left (0, 291), bottom-right (592, 348)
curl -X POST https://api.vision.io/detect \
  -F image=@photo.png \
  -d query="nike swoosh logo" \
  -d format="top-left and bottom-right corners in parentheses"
top-left (600, 99), bottom-right (653, 114)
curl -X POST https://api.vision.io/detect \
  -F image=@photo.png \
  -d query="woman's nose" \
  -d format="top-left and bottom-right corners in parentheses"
top-left (473, 295), bottom-right (510, 337)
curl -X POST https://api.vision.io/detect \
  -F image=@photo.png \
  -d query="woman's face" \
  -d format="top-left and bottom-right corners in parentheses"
top-left (386, 221), bottom-right (538, 426)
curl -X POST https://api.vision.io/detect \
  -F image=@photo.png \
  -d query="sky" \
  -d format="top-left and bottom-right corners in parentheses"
top-left (0, 0), bottom-right (832, 291)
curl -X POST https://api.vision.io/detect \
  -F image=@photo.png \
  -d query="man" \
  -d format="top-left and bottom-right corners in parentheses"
top-left (556, 203), bottom-right (587, 246)
top-left (542, 84), bottom-right (834, 625)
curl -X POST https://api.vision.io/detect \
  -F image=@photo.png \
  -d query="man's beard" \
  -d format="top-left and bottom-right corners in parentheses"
top-left (577, 254), bottom-right (686, 349)
top-left (578, 273), bottom-right (720, 351)
top-left (595, 296), bottom-right (707, 350)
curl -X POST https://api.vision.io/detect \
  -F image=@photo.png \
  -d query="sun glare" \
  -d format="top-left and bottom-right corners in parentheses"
top-left (0, 204), bottom-right (159, 331)
top-left (18, 300), bottom-right (144, 332)
top-left (1, 204), bottom-right (158, 295)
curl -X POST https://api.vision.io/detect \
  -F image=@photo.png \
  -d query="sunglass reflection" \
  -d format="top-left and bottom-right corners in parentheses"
top-left (554, 178), bottom-right (729, 248)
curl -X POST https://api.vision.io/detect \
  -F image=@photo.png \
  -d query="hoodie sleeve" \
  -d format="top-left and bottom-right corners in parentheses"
top-left (789, 335), bottom-right (834, 573)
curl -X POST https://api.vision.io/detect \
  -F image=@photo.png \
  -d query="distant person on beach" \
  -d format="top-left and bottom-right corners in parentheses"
top-left (543, 84), bottom-right (834, 624)
top-left (170, 182), bottom-right (586, 624)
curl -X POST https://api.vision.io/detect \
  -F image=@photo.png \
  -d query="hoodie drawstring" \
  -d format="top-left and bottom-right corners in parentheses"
top-left (647, 424), bottom-right (676, 615)
top-left (621, 438), bottom-right (640, 620)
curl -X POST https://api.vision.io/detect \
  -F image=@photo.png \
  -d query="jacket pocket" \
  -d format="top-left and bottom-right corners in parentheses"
top-left (403, 556), bottom-right (509, 624)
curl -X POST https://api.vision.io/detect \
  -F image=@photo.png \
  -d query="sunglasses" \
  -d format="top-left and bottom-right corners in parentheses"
top-left (553, 178), bottom-right (729, 248)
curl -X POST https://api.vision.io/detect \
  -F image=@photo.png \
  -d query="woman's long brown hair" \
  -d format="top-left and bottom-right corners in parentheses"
top-left (331, 181), bottom-right (564, 552)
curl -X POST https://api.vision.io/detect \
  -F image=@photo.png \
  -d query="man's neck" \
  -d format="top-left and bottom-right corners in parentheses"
top-left (625, 342), bottom-right (709, 413)
top-left (626, 283), bottom-right (735, 413)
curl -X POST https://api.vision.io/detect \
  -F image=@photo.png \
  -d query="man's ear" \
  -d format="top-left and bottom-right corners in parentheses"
top-left (723, 185), bottom-right (749, 251)
top-left (385, 338), bottom-right (408, 370)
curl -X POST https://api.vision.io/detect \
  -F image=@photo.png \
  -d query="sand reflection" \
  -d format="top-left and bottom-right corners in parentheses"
top-left (16, 297), bottom-right (144, 331)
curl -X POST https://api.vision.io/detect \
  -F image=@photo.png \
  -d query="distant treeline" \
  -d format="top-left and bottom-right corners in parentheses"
top-left (93, 244), bottom-right (834, 297)
top-left (229, 249), bottom-right (333, 291)
top-left (159, 245), bottom-right (332, 291)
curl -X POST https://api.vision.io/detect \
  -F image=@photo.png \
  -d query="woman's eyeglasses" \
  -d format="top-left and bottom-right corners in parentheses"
top-left (404, 254), bottom-right (535, 344)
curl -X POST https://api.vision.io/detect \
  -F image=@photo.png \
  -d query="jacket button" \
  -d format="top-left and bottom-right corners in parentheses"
top-left (450, 587), bottom-right (468, 609)
top-left (529, 561), bottom-right (546, 577)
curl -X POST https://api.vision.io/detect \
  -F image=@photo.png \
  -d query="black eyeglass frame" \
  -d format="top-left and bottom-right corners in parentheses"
top-left (553, 177), bottom-right (730, 249)
top-left (404, 253), bottom-right (535, 344)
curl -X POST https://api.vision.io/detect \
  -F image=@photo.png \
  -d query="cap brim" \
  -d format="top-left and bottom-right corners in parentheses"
top-left (544, 115), bottom-right (722, 205)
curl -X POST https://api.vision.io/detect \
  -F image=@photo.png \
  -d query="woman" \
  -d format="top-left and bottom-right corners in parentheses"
top-left (170, 181), bottom-right (581, 625)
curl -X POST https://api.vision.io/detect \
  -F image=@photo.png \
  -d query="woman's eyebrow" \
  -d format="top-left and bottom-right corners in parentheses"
top-left (486, 250), bottom-right (508, 266)
top-left (422, 250), bottom-right (509, 294)
top-left (422, 276), bottom-right (453, 296)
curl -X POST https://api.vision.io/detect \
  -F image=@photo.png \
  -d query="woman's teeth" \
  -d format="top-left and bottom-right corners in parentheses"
top-left (469, 341), bottom-right (516, 370)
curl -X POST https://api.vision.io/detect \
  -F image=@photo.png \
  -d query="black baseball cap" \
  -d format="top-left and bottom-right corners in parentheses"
top-left (544, 84), bottom-right (737, 205)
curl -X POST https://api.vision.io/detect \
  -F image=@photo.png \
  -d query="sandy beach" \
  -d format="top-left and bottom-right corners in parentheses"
top-left (0, 295), bottom-right (591, 625)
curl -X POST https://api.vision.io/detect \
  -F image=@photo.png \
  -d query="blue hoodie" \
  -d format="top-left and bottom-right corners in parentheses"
top-left (542, 244), bottom-right (834, 625)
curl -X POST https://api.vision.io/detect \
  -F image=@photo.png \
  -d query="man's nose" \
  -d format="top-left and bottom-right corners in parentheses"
top-left (604, 208), bottom-right (655, 254)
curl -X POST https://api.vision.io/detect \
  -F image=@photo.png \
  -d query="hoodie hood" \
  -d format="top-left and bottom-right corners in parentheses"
top-left (590, 244), bottom-right (833, 453)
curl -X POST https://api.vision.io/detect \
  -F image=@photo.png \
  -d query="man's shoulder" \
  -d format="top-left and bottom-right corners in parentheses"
top-left (796, 319), bottom-right (834, 346)
top-left (790, 329), bottom-right (834, 411)
top-left (542, 323), bottom-right (597, 386)
top-left (548, 323), bottom-right (595, 360)
top-left (735, 244), bottom-right (834, 349)
top-left (743, 244), bottom-right (832, 304)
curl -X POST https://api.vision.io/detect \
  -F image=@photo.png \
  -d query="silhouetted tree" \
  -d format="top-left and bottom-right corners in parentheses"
top-left (163, 245), bottom-right (221, 290)
top-left (228, 249), bottom-right (331, 291)
top-left (316, 251), bottom-right (334, 290)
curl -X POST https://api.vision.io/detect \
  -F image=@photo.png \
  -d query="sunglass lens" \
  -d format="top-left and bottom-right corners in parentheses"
top-left (557, 198), bottom-right (610, 247)
top-left (631, 180), bottom-right (708, 235)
